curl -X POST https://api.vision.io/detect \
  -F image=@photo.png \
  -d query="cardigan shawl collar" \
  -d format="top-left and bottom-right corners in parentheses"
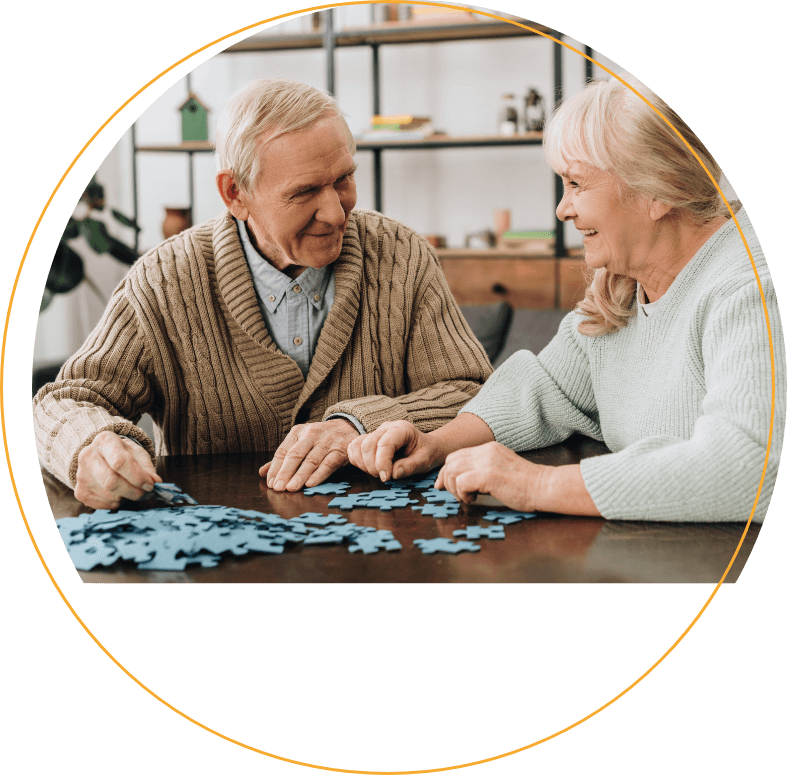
top-left (211, 210), bottom-right (364, 421)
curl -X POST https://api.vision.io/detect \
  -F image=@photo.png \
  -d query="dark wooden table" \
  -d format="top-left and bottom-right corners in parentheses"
top-left (43, 435), bottom-right (759, 583)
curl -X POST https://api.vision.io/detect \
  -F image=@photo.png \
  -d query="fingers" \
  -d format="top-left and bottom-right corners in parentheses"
top-left (266, 422), bottom-right (355, 491)
top-left (264, 428), bottom-right (301, 486)
top-left (437, 449), bottom-right (489, 504)
top-left (347, 421), bottom-right (422, 481)
top-left (74, 432), bottom-right (158, 509)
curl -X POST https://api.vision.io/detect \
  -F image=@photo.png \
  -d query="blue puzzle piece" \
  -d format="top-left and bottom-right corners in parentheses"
top-left (422, 488), bottom-right (459, 504)
top-left (382, 470), bottom-right (439, 489)
top-left (348, 533), bottom-right (403, 555)
top-left (413, 538), bottom-right (481, 555)
top-left (453, 525), bottom-right (505, 540)
top-left (68, 535), bottom-right (119, 570)
top-left (355, 489), bottom-right (411, 500)
top-left (139, 482), bottom-right (198, 506)
top-left (328, 493), bottom-right (418, 511)
top-left (303, 482), bottom-right (352, 496)
top-left (292, 512), bottom-right (348, 527)
top-left (482, 510), bottom-right (537, 525)
top-left (412, 503), bottom-right (460, 518)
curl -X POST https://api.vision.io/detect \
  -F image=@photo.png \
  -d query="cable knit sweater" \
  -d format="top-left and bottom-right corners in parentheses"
top-left (461, 210), bottom-right (784, 522)
top-left (34, 209), bottom-right (492, 488)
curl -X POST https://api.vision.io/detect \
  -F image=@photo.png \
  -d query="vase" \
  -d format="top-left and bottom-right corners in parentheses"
top-left (162, 207), bottom-right (192, 239)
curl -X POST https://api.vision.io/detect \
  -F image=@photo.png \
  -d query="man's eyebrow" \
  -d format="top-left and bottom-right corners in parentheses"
top-left (286, 164), bottom-right (358, 198)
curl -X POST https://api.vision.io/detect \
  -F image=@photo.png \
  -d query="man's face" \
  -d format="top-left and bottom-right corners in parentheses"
top-left (239, 114), bottom-right (357, 275)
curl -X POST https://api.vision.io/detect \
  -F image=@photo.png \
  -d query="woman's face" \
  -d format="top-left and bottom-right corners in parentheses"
top-left (556, 163), bottom-right (653, 275)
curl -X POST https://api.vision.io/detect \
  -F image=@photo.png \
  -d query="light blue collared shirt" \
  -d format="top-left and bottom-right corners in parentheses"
top-left (237, 219), bottom-right (365, 434)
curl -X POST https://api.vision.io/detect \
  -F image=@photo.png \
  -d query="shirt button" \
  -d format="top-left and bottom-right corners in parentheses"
top-left (293, 285), bottom-right (302, 293)
top-left (293, 336), bottom-right (303, 346)
top-left (268, 294), bottom-right (275, 302)
top-left (313, 293), bottom-right (320, 301)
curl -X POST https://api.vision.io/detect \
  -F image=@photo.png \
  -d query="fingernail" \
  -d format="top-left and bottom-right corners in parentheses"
top-left (395, 467), bottom-right (404, 479)
top-left (142, 483), bottom-right (154, 492)
top-left (380, 471), bottom-right (387, 483)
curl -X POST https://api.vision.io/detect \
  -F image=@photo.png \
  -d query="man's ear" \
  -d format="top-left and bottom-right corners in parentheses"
top-left (216, 169), bottom-right (248, 220)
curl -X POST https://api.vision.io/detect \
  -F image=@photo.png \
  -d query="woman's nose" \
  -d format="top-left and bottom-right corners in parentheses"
top-left (556, 190), bottom-right (575, 222)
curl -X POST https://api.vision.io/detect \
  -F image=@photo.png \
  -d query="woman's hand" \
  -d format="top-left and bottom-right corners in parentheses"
top-left (347, 420), bottom-right (445, 482)
top-left (436, 441), bottom-right (547, 512)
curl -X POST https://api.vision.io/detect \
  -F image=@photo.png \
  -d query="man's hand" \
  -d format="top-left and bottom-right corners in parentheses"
top-left (260, 419), bottom-right (360, 491)
top-left (347, 419), bottom-right (444, 482)
top-left (74, 431), bottom-right (161, 510)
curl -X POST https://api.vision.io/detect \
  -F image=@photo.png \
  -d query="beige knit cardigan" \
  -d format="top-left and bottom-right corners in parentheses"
top-left (34, 209), bottom-right (493, 487)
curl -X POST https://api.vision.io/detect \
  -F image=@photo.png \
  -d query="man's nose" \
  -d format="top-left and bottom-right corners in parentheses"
top-left (315, 187), bottom-right (346, 226)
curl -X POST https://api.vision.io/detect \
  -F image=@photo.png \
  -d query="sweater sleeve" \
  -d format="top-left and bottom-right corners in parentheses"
top-left (323, 239), bottom-right (493, 432)
top-left (32, 284), bottom-right (157, 488)
top-left (580, 280), bottom-right (784, 522)
top-left (458, 311), bottom-right (604, 448)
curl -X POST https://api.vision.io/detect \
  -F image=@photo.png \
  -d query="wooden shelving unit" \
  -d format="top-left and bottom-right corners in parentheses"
top-left (131, 11), bottom-right (592, 308)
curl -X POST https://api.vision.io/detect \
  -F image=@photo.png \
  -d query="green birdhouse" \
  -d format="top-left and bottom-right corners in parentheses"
top-left (179, 93), bottom-right (209, 143)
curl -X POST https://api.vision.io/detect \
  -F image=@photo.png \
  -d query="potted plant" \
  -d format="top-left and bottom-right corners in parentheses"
top-left (41, 176), bottom-right (140, 311)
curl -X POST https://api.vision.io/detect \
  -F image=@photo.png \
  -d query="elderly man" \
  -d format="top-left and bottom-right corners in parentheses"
top-left (34, 78), bottom-right (492, 509)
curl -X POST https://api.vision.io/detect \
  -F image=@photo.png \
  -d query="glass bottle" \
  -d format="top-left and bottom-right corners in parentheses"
top-left (523, 88), bottom-right (546, 132)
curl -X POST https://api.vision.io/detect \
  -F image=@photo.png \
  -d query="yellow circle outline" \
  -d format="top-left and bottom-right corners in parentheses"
top-left (1, 3), bottom-right (776, 773)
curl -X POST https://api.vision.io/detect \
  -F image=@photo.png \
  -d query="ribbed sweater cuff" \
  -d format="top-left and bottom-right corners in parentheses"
top-left (44, 411), bottom-right (155, 488)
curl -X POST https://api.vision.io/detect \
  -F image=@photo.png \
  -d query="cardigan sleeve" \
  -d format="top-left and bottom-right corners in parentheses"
top-left (458, 311), bottom-right (604, 448)
top-left (32, 285), bottom-right (157, 488)
top-left (580, 279), bottom-right (783, 522)
top-left (323, 237), bottom-right (493, 432)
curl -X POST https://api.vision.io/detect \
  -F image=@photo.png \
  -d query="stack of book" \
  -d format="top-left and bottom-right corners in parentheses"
top-left (499, 230), bottom-right (556, 253)
top-left (359, 115), bottom-right (435, 141)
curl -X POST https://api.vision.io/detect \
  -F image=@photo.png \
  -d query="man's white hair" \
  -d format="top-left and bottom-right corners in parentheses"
top-left (215, 78), bottom-right (356, 192)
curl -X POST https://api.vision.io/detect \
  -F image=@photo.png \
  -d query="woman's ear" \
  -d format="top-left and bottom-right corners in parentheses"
top-left (648, 199), bottom-right (673, 222)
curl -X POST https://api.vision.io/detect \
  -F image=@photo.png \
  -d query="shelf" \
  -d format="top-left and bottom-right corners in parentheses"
top-left (224, 19), bottom-right (555, 53)
top-left (136, 142), bottom-right (214, 153)
top-left (135, 134), bottom-right (543, 154)
top-left (437, 247), bottom-right (584, 260)
top-left (357, 132), bottom-right (543, 150)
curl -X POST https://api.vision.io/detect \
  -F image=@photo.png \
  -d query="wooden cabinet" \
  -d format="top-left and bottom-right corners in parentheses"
top-left (438, 249), bottom-right (586, 309)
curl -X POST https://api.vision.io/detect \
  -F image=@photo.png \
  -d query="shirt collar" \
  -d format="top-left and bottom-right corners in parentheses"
top-left (237, 218), bottom-right (332, 313)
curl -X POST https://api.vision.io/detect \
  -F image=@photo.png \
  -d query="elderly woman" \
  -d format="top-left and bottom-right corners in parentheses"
top-left (348, 78), bottom-right (784, 522)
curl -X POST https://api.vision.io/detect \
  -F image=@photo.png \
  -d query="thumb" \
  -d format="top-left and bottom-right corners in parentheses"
top-left (392, 448), bottom-right (432, 480)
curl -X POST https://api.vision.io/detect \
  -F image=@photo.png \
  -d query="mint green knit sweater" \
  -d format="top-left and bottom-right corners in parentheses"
top-left (460, 210), bottom-right (784, 522)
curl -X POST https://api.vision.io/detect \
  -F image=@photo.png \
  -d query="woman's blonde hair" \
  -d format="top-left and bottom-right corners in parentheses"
top-left (544, 77), bottom-right (731, 336)
top-left (215, 78), bottom-right (356, 193)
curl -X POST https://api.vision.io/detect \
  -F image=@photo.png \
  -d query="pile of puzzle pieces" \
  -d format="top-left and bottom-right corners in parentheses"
top-left (57, 504), bottom-right (402, 572)
top-left (58, 473), bottom-right (541, 571)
